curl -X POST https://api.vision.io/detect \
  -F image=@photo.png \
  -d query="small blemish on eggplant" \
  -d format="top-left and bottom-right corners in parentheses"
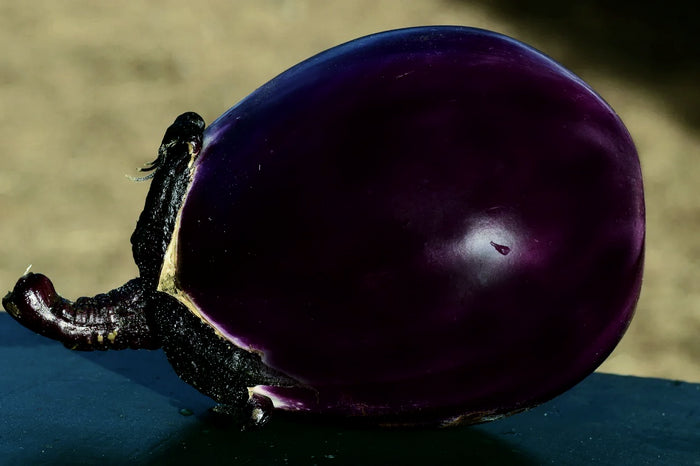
top-left (490, 241), bottom-right (511, 255)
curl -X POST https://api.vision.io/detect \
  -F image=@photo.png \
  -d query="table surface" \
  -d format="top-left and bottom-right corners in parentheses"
top-left (0, 313), bottom-right (698, 465)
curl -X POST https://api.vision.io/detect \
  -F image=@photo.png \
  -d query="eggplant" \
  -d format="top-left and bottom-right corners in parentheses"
top-left (3, 26), bottom-right (645, 429)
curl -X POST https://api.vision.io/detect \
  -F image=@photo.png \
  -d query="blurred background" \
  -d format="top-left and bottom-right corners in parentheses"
top-left (1, 1), bottom-right (698, 382)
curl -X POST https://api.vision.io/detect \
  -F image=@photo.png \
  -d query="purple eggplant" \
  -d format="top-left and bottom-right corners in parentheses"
top-left (3, 26), bottom-right (644, 429)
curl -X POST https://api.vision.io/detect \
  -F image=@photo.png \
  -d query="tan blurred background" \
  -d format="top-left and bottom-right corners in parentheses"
top-left (1, 1), bottom-right (698, 382)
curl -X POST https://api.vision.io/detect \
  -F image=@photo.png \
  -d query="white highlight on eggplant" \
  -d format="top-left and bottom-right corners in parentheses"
top-left (449, 213), bottom-right (522, 286)
top-left (455, 217), bottom-right (516, 261)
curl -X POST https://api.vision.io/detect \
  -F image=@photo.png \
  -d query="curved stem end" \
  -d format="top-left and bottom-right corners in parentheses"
top-left (3, 272), bottom-right (159, 351)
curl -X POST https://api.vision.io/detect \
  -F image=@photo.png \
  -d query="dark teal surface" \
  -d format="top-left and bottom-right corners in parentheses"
top-left (1, 313), bottom-right (698, 465)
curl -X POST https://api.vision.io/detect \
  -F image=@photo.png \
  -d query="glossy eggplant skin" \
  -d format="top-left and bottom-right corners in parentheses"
top-left (169, 26), bottom-right (644, 420)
